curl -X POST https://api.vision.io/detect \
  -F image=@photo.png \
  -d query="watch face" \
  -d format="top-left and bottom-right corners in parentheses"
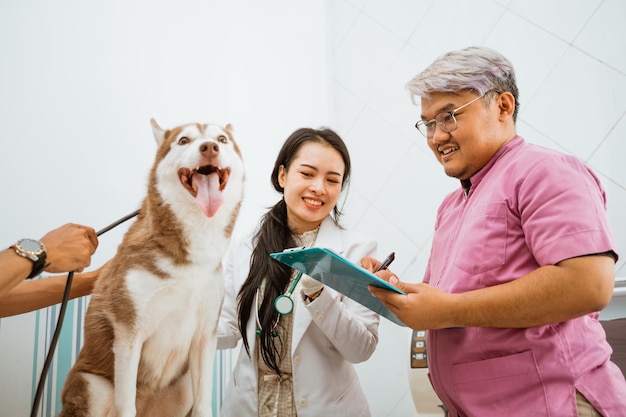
top-left (18, 239), bottom-right (44, 254)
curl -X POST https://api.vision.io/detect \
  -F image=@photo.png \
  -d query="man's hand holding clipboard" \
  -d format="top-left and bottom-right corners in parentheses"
top-left (364, 255), bottom-right (459, 330)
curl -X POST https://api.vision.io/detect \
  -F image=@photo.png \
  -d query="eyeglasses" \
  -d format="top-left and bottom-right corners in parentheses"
top-left (415, 90), bottom-right (500, 138)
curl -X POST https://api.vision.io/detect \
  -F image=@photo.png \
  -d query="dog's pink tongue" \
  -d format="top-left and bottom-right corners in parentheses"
top-left (193, 172), bottom-right (223, 217)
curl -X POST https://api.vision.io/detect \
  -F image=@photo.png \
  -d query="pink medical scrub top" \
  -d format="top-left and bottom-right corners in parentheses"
top-left (424, 136), bottom-right (626, 417)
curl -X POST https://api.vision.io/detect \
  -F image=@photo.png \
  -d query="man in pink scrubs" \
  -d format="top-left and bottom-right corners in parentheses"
top-left (369, 46), bottom-right (626, 416)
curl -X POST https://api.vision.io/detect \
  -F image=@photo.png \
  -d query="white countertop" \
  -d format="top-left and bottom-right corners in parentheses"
top-left (614, 277), bottom-right (626, 297)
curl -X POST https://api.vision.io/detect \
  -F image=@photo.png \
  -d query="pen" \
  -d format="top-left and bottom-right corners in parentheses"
top-left (375, 252), bottom-right (395, 272)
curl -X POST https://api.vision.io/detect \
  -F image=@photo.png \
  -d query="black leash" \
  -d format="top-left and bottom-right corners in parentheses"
top-left (30, 209), bottom-right (140, 417)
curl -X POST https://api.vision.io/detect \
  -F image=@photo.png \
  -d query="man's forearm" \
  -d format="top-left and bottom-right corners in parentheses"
top-left (0, 270), bottom-right (98, 318)
top-left (452, 255), bottom-right (615, 328)
top-left (0, 248), bottom-right (34, 299)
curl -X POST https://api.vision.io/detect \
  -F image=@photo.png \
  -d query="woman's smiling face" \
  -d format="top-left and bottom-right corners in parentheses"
top-left (278, 141), bottom-right (345, 234)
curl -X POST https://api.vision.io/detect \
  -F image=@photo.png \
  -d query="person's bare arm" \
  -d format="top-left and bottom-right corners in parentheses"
top-left (0, 249), bottom-right (34, 298)
top-left (368, 254), bottom-right (615, 330)
top-left (0, 223), bottom-right (98, 299)
top-left (0, 267), bottom-right (102, 318)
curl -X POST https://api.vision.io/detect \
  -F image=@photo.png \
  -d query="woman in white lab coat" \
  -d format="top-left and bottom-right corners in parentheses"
top-left (217, 127), bottom-right (379, 417)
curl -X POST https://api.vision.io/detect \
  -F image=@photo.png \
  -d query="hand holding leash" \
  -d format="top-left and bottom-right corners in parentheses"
top-left (40, 223), bottom-right (98, 273)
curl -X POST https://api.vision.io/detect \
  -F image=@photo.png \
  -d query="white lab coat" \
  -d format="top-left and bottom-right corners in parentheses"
top-left (217, 216), bottom-right (379, 417)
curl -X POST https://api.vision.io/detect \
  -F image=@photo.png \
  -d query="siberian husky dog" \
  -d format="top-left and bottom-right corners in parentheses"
top-left (59, 119), bottom-right (244, 417)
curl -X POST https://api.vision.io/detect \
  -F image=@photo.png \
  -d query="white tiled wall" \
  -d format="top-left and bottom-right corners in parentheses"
top-left (329, 1), bottom-right (626, 416)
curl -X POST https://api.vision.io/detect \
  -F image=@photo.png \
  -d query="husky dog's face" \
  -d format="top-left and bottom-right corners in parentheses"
top-left (150, 119), bottom-right (244, 218)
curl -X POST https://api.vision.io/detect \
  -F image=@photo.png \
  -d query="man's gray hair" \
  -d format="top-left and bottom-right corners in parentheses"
top-left (407, 46), bottom-right (520, 121)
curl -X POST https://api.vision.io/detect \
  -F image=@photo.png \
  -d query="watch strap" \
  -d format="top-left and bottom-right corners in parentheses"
top-left (27, 252), bottom-right (47, 279)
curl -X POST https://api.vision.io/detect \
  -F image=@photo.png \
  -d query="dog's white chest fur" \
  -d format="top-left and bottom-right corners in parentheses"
top-left (122, 261), bottom-right (224, 390)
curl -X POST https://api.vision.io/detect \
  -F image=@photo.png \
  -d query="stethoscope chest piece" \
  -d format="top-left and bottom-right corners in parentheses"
top-left (255, 270), bottom-right (304, 337)
top-left (274, 294), bottom-right (294, 315)
top-left (274, 270), bottom-right (303, 315)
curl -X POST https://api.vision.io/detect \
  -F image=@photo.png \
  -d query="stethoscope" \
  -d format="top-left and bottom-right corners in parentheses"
top-left (274, 270), bottom-right (303, 315)
top-left (255, 270), bottom-right (304, 337)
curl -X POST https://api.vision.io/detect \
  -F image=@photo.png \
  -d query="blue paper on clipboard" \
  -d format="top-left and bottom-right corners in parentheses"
top-left (270, 247), bottom-right (406, 326)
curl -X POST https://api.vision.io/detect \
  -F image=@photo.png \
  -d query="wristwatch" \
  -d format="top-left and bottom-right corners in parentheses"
top-left (11, 238), bottom-right (47, 279)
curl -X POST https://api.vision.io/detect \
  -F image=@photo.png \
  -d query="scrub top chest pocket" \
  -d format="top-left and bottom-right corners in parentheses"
top-left (453, 201), bottom-right (508, 275)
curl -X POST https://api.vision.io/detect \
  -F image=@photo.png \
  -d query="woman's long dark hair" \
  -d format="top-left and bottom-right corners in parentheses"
top-left (237, 127), bottom-right (351, 375)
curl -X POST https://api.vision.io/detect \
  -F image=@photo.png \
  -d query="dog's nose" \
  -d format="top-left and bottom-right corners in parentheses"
top-left (200, 142), bottom-right (219, 156)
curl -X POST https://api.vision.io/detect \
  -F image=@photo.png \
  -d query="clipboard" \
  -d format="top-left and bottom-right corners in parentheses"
top-left (270, 247), bottom-right (406, 326)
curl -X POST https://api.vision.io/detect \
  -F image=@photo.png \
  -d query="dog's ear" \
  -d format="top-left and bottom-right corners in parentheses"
top-left (224, 123), bottom-right (235, 139)
top-left (150, 118), bottom-right (166, 146)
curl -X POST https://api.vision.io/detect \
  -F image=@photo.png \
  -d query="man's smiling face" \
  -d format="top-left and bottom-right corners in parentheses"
top-left (420, 90), bottom-right (507, 180)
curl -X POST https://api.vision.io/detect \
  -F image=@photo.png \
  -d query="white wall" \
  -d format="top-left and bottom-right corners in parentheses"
top-left (1, 0), bottom-right (625, 416)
